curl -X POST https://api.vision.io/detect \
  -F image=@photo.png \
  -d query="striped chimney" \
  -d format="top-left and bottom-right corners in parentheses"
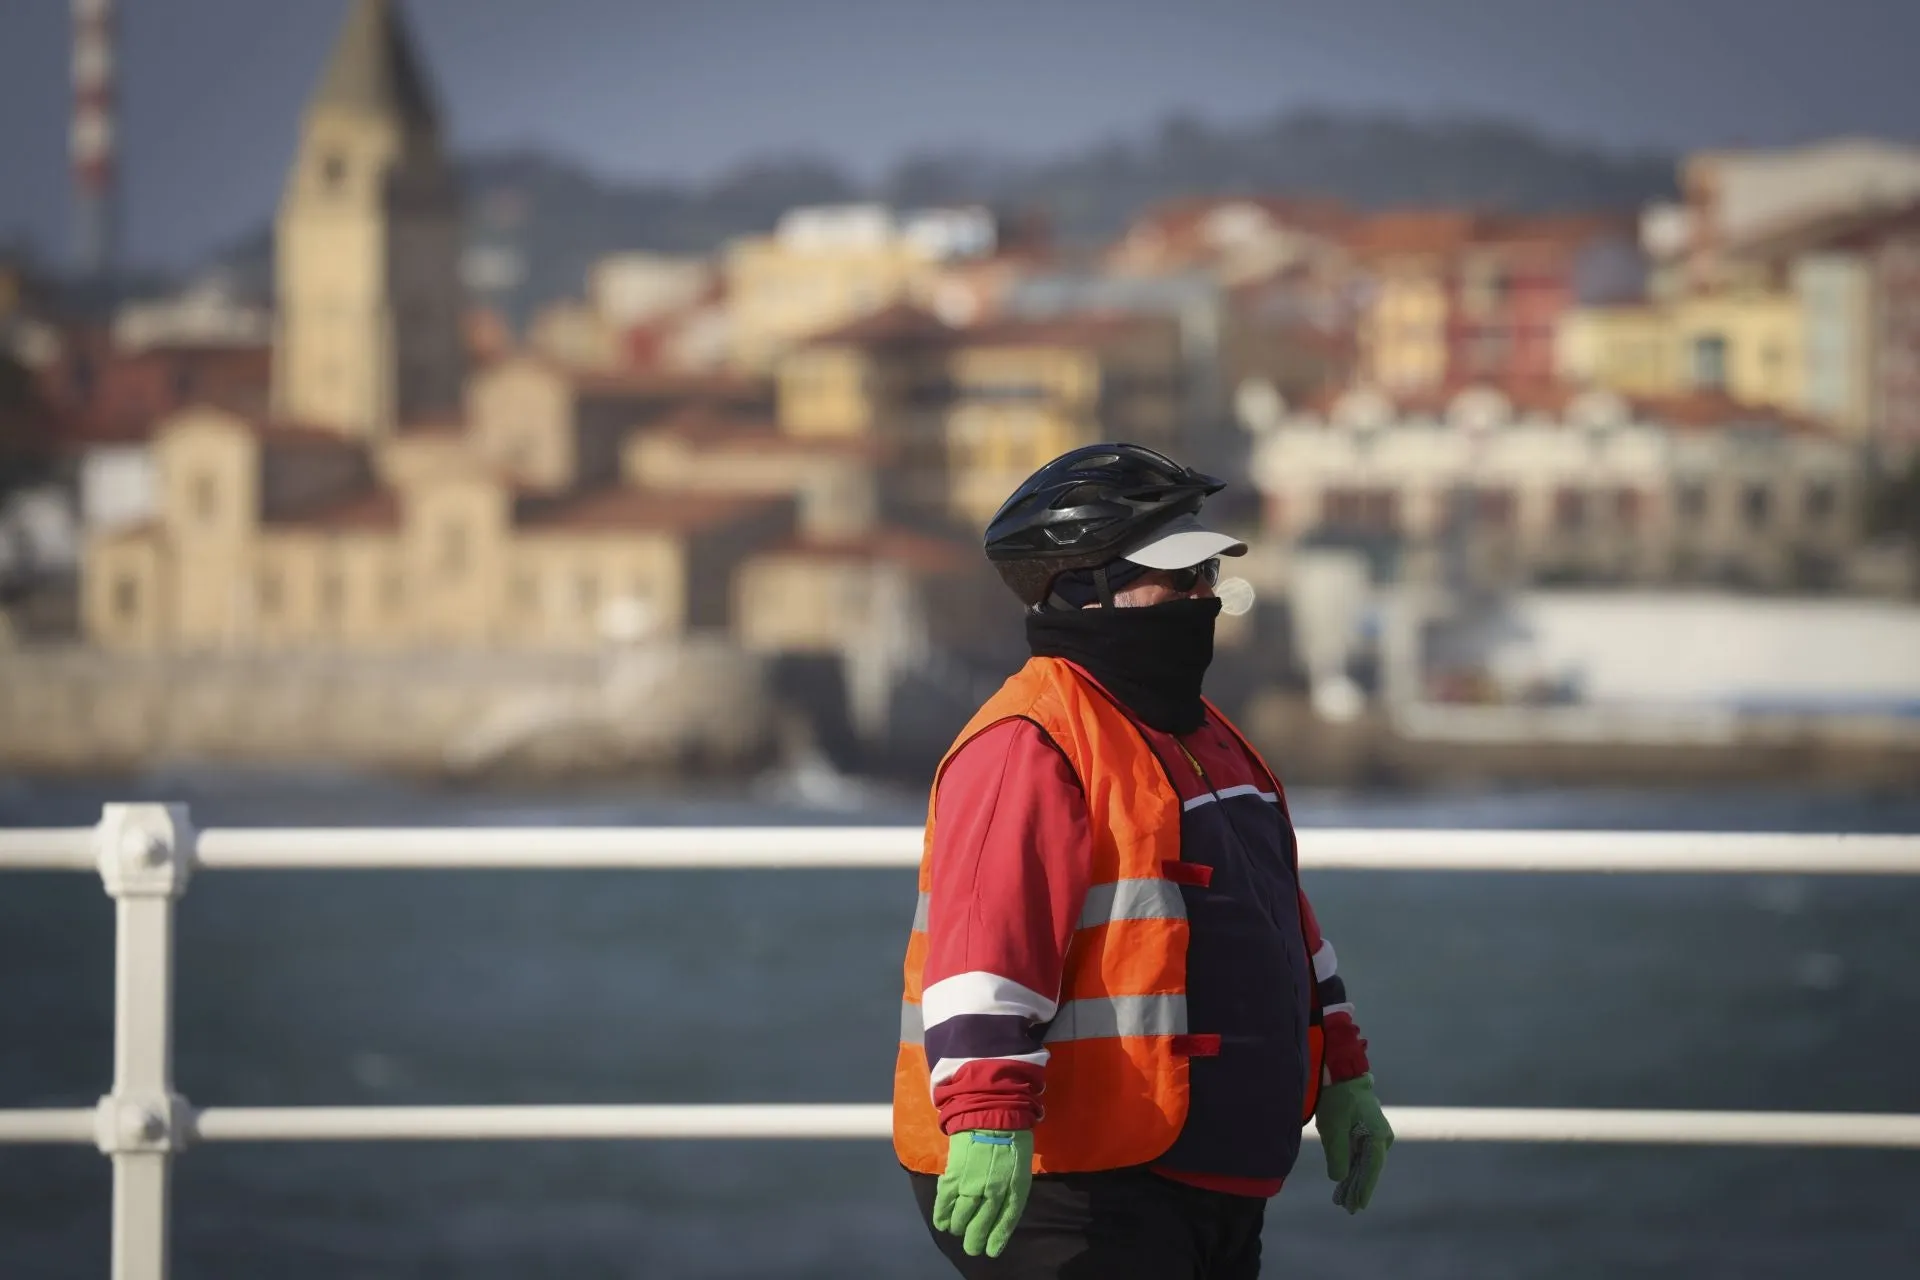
top-left (72, 0), bottom-right (118, 276)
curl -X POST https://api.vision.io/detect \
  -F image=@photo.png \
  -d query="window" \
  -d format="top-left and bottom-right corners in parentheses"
top-left (1613, 488), bottom-right (1643, 525)
top-left (256, 569), bottom-right (284, 618)
top-left (1679, 482), bottom-right (1709, 523)
top-left (1804, 481), bottom-right (1837, 523)
top-left (113, 574), bottom-right (140, 622)
top-left (1473, 488), bottom-right (1516, 528)
top-left (192, 472), bottom-right (219, 523)
top-left (319, 151), bottom-right (347, 191)
top-left (1743, 484), bottom-right (1772, 530)
top-left (1321, 487), bottom-right (1399, 532)
top-left (1554, 488), bottom-right (1587, 532)
top-left (1692, 335), bottom-right (1729, 391)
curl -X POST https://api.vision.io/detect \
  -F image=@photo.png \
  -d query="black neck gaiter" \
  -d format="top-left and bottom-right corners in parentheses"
top-left (1025, 597), bottom-right (1222, 735)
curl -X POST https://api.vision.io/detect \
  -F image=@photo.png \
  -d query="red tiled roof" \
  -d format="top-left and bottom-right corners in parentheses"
top-left (50, 406), bottom-right (157, 450)
top-left (1340, 210), bottom-right (1490, 258)
top-left (1342, 210), bottom-right (1633, 262)
top-left (1627, 390), bottom-right (1829, 435)
top-left (38, 340), bottom-right (273, 448)
top-left (515, 487), bottom-right (790, 535)
top-left (1473, 213), bottom-right (1634, 250)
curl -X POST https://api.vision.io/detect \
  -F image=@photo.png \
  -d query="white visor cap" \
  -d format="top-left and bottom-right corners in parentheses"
top-left (1120, 511), bottom-right (1248, 570)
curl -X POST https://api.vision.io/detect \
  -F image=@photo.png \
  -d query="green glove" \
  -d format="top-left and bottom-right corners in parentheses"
top-left (1314, 1073), bottom-right (1394, 1214)
top-left (931, 1129), bottom-right (1034, 1258)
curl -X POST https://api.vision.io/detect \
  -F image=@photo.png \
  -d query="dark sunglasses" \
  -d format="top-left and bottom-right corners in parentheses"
top-left (1165, 558), bottom-right (1221, 593)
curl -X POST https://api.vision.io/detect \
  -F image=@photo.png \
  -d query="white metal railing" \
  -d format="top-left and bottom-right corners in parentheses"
top-left (2, 810), bottom-right (1919, 1280)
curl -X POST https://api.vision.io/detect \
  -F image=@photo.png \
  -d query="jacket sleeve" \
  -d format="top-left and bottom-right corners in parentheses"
top-left (921, 716), bottom-right (1092, 1135)
top-left (1299, 890), bottom-right (1372, 1083)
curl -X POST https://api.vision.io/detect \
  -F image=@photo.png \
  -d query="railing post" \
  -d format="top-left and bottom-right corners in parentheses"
top-left (93, 804), bottom-right (195, 1280)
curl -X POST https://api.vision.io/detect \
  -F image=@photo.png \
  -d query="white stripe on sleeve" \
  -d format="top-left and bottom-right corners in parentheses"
top-left (921, 971), bottom-right (1058, 1030)
top-left (1312, 940), bottom-right (1338, 982)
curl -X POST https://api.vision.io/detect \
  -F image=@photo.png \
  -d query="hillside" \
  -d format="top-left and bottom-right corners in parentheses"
top-left (217, 107), bottom-right (1678, 322)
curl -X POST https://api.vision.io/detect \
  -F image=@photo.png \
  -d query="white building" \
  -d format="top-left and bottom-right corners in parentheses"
top-left (112, 271), bottom-right (271, 352)
top-left (1249, 386), bottom-right (1864, 590)
top-left (588, 253), bottom-right (714, 328)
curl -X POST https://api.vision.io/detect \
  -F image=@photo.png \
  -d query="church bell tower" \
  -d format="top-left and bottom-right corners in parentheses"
top-left (272, 0), bottom-right (465, 437)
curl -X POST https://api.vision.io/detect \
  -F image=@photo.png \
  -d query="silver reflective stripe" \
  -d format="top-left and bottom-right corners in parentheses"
top-left (911, 878), bottom-right (1184, 937)
top-left (1041, 994), bottom-right (1187, 1042)
top-left (1078, 878), bottom-right (1186, 929)
top-left (899, 993), bottom-right (1187, 1047)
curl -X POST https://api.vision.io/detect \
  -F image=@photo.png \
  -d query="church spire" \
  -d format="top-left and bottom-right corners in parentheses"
top-left (312, 0), bottom-right (439, 129)
top-left (274, 0), bottom-right (464, 438)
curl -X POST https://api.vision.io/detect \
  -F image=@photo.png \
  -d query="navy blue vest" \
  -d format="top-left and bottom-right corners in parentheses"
top-left (1152, 735), bottom-right (1314, 1181)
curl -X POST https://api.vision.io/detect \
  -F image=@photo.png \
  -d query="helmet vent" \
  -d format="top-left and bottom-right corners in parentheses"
top-left (1044, 520), bottom-right (1092, 544)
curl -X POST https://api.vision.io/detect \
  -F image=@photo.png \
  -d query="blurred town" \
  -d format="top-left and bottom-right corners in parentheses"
top-left (1, 0), bottom-right (1917, 787)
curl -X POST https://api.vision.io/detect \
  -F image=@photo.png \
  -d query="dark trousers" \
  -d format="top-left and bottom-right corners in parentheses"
top-left (908, 1167), bottom-right (1266, 1279)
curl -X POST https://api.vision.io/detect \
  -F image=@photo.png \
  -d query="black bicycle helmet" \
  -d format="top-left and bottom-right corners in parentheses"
top-left (983, 443), bottom-right (1226, 607)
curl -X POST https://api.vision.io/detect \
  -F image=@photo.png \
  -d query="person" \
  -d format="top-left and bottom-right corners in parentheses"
top-left (892, 443), bottom-right (1393, 1278)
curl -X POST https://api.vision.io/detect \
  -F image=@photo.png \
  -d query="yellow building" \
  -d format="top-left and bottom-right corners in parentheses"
top-left (83, 404), bottom-right (804, 654)
top-left (1556, 306), bottom-right (1677, 397)
top-left (1350, 213), bottom-right (1483, 394)
top-left (1669, 292), bottom-right (1804, 411)
top-left (779, 307), bottom-right (1184, 527)
top-left (1362, 274), bottom-right (1449, 392)
top-left (1559, 290), bottom-right (1804, 414)
top-left (724, 204), bottom-right (1011, 372)
top-left (943, 315), bottom-right (1183, 526)
top-left (725, 207), bottom-right (942, 373)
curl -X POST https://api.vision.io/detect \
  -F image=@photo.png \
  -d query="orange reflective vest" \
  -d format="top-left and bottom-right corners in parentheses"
top-left (892, 655), bottom-right (1326, 1175)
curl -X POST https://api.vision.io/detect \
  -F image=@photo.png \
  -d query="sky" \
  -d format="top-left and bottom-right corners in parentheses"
top-left (2, 0), bottom-right (1917, 272)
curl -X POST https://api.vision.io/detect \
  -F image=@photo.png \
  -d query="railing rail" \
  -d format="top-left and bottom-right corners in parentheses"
top-left (9, 1103), bottom-right (1920, 1149)
top-left (8, 825), bottom-right (1920, 874)
top-left (3, 809), bottom-right (1918, 1280)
